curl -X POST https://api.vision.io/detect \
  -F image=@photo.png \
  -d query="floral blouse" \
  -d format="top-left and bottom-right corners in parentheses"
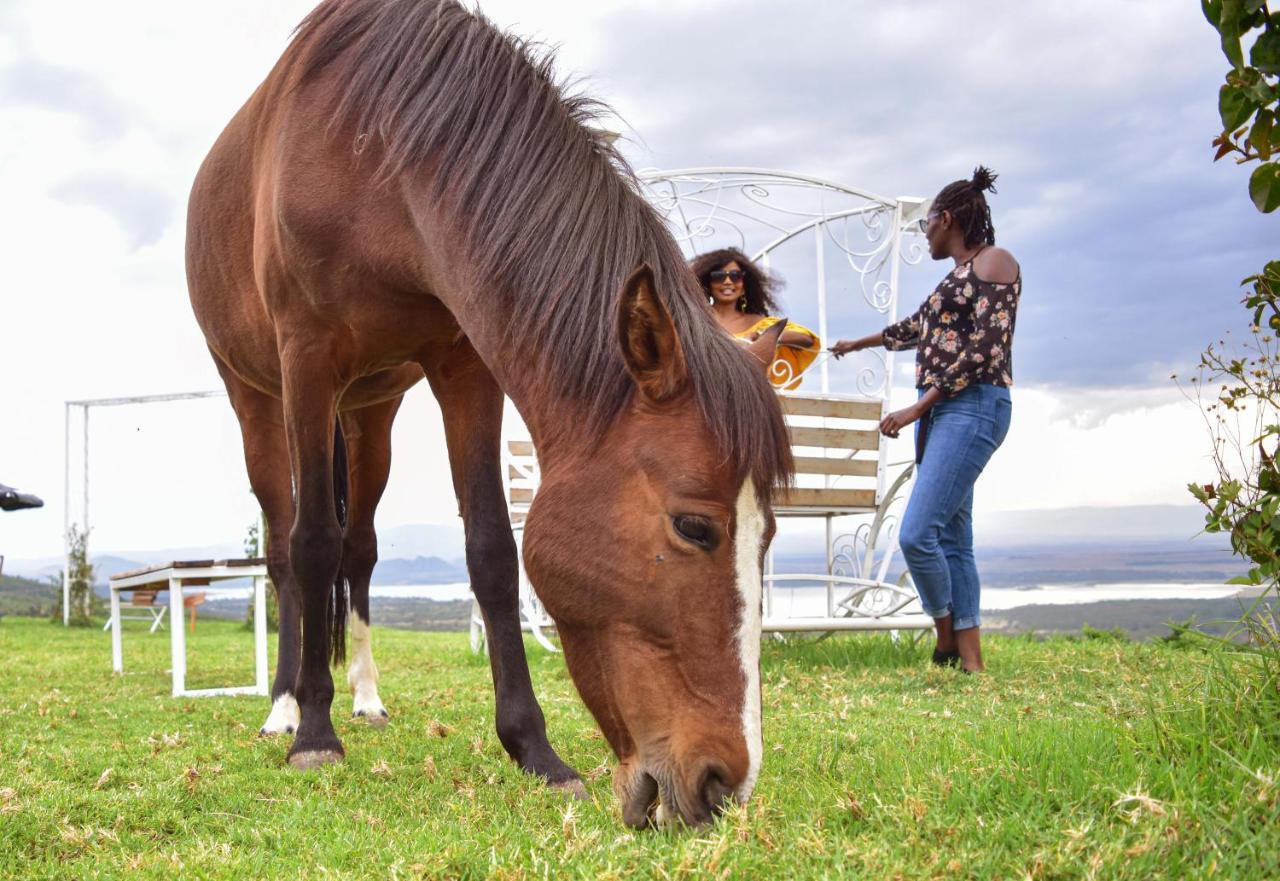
top-left (881, 256), bottom-right (1020, 396)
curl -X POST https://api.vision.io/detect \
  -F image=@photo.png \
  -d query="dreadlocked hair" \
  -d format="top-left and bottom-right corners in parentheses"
top-left (932, 166), bottom-right (998, 249)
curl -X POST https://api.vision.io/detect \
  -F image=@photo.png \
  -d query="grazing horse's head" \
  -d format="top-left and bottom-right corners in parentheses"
top-left (523, 265), bottom-right (789, 828)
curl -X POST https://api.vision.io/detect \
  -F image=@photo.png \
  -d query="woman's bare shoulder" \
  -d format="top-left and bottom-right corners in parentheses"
top-left (973, 247), bottom-right (1019, 284)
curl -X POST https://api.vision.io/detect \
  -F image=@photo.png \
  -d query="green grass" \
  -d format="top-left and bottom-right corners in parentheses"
top-left (0, 617), bottom-right (1276, 880)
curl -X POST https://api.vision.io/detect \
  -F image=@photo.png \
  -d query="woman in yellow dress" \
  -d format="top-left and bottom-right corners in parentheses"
top-left (690, 247), bottom-right (821, 389)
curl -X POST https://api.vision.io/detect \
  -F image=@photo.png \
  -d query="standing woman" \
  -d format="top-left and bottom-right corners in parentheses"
top-left (830, 167), bottom-right (1019, 673)
top-left (693, 247), bottom-right (822, 389)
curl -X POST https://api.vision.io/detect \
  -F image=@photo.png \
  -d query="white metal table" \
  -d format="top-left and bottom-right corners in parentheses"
top-left (108, 559), bottom-right (268, 698)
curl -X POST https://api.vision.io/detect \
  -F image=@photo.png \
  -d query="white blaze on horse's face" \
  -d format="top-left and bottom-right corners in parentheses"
top-left (732, 479), bottom-right (765, 804)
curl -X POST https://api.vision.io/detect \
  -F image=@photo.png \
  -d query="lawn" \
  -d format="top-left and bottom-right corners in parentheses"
top-left (0, 615), bottom-right (1276, 879)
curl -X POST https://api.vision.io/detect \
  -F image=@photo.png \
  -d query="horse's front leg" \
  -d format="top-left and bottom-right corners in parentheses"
top-left (340, 397), bottom-right (402, 727)
top-left (426, 349), bottom-right (584, 795)
top-left (280, 346), bottom-right (347, 769)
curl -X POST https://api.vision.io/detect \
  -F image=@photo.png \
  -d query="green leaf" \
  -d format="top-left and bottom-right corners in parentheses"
top-left (1253, 24), bottom-right (1280, 75)
top-left (1219, 0), bottom-right (1247, 68)
top-left (1249, 161), bottom-right (1280, 212)
top-left (1220, 84), bottom-right (1256, 131)
top-left (1252, 110), bottom-right (1275, 159)
top-left (1203, 0), bottom-right (1223, 26)
top-left (1247, 77), bottom-right (1277, 108)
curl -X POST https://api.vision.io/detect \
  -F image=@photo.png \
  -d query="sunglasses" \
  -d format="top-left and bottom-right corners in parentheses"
top-left (709, 269), bottom-right (745, 283)
top-left (916, 212), bottom-right (940, 233)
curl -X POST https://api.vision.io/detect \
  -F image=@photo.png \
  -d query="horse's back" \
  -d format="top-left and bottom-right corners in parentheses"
top-left (186, 78), bottom-right (287, 389)
top-left (186, 59), bottom-right (438, 406)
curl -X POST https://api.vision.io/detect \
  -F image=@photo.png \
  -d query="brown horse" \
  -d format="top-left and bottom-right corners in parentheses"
top-left (186, 0), bottom-right (791, 827)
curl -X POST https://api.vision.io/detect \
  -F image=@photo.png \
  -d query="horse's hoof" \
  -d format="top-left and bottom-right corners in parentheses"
top-left (288, 749), bottom-right (344, 771)
top-left (353, 709), bottom-right (390, 729)
top-left (551, 778), bottom-right (589, 800)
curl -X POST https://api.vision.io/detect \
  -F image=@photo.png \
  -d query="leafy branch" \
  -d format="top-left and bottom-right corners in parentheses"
top-left (1205, 0), bottom-right (1280, 210)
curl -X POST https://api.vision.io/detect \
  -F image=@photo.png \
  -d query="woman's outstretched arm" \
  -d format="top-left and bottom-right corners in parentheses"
top-left (829, 331), bottom-right (884, 357)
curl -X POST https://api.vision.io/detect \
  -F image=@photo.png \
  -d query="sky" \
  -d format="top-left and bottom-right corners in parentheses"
top-left (0, 0), bottom-right (1271, 560)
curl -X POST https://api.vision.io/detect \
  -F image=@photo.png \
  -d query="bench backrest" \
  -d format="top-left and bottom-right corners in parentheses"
top-left (505, 393), bottom-right (884, 521)
top-left (505, 440), bottom-right (538, 526)
top-left (775, 393), bottom-right (884, 514)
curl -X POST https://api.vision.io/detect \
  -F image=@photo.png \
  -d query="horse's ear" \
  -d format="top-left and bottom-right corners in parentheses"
top-left (617, 263), bottom-right (688, 403)
top-left (744, 319), bottom-right (787, 373)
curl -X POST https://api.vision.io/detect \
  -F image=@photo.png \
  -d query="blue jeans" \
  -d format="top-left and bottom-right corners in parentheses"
top-left (899, 384), bottom-right (1011, 631)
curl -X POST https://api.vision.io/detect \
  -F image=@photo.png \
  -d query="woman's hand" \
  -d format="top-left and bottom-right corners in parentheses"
top-left (879, 404), bottom-right (922, 438)
top-left (830, 333), bottom-right (883, 358)
top-left (879, 388), bottom-right (943, 438)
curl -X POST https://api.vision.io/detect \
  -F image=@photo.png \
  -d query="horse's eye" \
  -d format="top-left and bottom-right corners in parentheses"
top-left (673, 515), bottom-right (715, 550)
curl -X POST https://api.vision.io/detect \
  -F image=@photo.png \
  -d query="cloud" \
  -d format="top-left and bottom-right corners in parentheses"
top-left (49, 172), bottom-right (175, 249)
top-left (0, 54), bottom-right (132, 140)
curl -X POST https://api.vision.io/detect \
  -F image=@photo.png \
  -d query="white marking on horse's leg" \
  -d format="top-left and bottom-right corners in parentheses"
top-left (347, 612), bottom-right (387, 724)
top-left (732, 480), bottom-right (765, 803)
top-left (260, 693), bottom-right (300, 736)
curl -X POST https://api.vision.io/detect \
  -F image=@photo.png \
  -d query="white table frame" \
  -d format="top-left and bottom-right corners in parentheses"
top-left (109, 562), bottom-right (269, 698)
top-left (101, 602), bottom-right (166, 633)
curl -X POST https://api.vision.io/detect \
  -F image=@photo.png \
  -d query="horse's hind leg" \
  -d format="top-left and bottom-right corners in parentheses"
top-left (340, 396), bottom-right (402, 727)
top-left (425, 345), bottom-right (584, 794)
top-left (211, 355), bottom-right (302, 736)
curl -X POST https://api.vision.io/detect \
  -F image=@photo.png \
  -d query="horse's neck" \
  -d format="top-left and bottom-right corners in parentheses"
top-left (440, 296), bottom-right (589, 458)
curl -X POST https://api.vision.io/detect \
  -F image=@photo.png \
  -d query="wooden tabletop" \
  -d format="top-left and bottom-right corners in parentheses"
top-left (110, 558), bottom-right (267, 582)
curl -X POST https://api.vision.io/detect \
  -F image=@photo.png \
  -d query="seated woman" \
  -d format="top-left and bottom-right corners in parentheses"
top-left (691, 247), bottom-right (821, 389)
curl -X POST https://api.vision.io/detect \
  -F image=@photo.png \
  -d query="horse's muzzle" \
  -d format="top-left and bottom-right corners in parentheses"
top-left (618, 759), bottom-right (740, 829)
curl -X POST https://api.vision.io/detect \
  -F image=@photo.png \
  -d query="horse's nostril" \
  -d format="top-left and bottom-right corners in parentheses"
top-left (701, 769), bottom-right (736, 818)
top-left (622, 771), bottom-right (659, 829)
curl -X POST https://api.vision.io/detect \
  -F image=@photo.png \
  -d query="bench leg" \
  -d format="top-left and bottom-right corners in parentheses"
top-left (169, 577), bottom-right (186, 697)
top-left (110, 589), bottom-right (123, 674)
top-left (253, 576), bottom-right (268, 695)
top-left (150, 606), bottom-right (167, 634)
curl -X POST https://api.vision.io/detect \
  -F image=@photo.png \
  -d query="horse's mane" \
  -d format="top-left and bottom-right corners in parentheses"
top-left (292, 0), bottom-right (791, 498)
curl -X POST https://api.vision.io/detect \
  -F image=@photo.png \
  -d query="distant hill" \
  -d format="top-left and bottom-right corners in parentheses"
top-left (370, 555), bottom-right (467, 585)
top-left (0, 573), bottom-right (57, 616)
top-left (375, 523), bottom-right (465, 560)
top-left (974, 504), bottom-right (1217, 546)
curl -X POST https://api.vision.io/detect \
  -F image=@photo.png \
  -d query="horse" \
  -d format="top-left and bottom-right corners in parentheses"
top-left (186, 0), bottom-right (792, 828)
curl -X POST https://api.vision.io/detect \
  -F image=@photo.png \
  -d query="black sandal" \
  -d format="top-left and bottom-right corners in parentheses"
top-left (931, 649), bottom-right (961, 668)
